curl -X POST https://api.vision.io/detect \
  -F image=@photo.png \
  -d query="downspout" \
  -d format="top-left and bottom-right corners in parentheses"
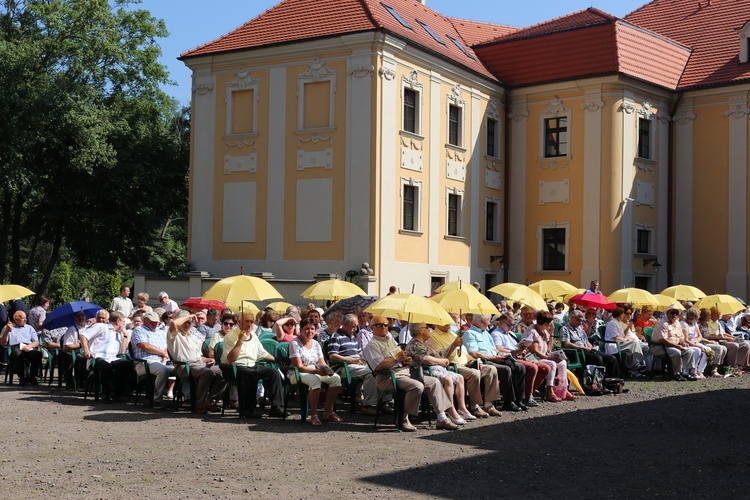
top-left (667, 92), bottom-right (683, 287)
top-left (502, 88), bottom-right (511, 283)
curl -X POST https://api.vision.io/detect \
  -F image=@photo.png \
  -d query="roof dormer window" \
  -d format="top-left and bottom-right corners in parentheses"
top-left (738, 20), bottom-right (750, 63)
top-left (382, 3), bottom-right (413, 31)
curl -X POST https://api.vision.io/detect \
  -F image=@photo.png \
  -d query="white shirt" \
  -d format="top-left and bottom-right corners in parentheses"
top-left (82, 323), bottom-right (121, 363)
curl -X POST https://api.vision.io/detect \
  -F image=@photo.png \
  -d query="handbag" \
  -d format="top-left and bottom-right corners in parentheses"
top-left (547, 350), bottom-right (568, 362)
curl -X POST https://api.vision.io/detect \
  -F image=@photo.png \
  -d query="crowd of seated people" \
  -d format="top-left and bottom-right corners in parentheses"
top-left (3, 288), bottom-right (750, 433)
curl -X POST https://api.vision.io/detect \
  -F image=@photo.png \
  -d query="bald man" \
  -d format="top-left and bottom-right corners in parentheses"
top-left (0, 311), bottom-right (42, 385)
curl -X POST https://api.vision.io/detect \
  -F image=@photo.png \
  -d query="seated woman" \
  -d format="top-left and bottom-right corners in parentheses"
top-left (405, 323), bottom-right (473, 424)
top-left (634, 306), bottom-right (656, 341)
top-left (522, 311), bottom-right (573, 402)
top-left (209, 313), bottom-right (238, 407)
top-left (289, 318), bottom-right (342, 426)
top-left (605, 307), bottom-right (646, 377)
top-left (274, 317), bottom-right (297, 343)
top-left (258, 310), bottom-right (279, 335)
top-left (690, 309), bottom-right (727, 377)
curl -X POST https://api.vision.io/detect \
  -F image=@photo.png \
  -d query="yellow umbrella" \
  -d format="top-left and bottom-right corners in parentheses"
top-left (487, 283), bottom-right (547, 311)
top-left (529, 279), bottom-right (579, 301)
top-left (607, 288), bottom-right (658, 307)
top-left (0, 284), bottom-right (34, 303)
top-left (300, 279), bottom-right (366, 301)
top-left (430, 289), bottom-right (499, 316)
top-left (266, 301), bottom-right (293, 314)
top-left (567, 369), bottom-right (585, 394)
top-left (365, 293), bottom-right (453, 325)
top-left (239, 301), bottom-right (260, 316)
top-left (202, 275), bottom-right (282, 311)
top-left (660, 285), bottom-right (706, 302)
top-left (652, 294), bottom-right (685, 313)
top-left (694, 294), bottom-right (746, 315)
top-left (434, 280), bottom-right (476, 293)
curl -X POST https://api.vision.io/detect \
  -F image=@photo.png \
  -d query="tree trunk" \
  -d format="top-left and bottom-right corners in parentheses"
top-left (37, 230), bottom-right (63, 297)
top-left (10, 192), bottom-right (23, 283)
top-left (0, 190), bottom-right (10, 283)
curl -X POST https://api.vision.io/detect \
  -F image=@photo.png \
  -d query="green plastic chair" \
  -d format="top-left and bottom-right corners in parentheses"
top-left (274, 342), bottom-right (310, 423)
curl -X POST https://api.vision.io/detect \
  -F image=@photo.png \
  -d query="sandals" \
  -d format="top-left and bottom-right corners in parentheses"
top-left (323, 412), bottom-right (343, 423)
top-left (310, 415), bottom-right (323, 426)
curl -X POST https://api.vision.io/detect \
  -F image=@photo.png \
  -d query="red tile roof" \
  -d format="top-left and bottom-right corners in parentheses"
top-left (181, 0), bottom-right (497, 81)
top-left (474, 7), bottom-right (690, 89)
top-left (447, 18), bottom-right (519, 47)
top-left (624, 0), bottom-right (750, 89)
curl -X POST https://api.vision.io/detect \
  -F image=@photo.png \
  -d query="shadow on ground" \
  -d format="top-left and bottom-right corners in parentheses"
top-left (359, 389), bottom-right (750, 499)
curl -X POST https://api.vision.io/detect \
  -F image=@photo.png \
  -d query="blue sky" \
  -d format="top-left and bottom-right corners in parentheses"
top-left (138, 0), bottom-right (649, 105)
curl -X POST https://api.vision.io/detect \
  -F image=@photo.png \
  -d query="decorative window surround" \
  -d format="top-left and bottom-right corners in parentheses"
top-left (738, 20), bottom-right (750, 63)
top-left (297, 58), bottom-right (336, 130)
top-left (446, 84), bottom-right (466, 148)
top-left (446, 187), bottom-right (465, 237)
top-left (486, 98), bottom-right (502, 158)
top-left (537, 222), bottom-right (571, 273)
top-left (400, 177), bottom-right (423, 233)
top-left (637, 100), bottom-right (657, 160)
top-left (225, 68), bottom-right (260, 136)
top-left (539, 97), bottom-right (571, 159)
top-left (634, 223), bottom-right (655, 256)
top-left (402, 70), bottom-right (424, 135)
top-left (485, 196), bottom-right (501, 243)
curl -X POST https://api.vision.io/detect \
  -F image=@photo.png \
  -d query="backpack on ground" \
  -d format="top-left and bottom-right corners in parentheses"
top-left (583, 365), bottom-right (605, 396)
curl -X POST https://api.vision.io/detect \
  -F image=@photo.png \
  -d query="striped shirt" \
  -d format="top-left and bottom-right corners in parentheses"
top-left (131, 325), bottom-right (167, 362)
top-left (326, 330), bottom-right (361, 367)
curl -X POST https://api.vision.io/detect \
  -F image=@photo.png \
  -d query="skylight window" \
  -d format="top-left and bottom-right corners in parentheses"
top-left (382, 3), bottom-right (413, 31)
top-left (447, 35), bottom-right (475, 60)
top-left (417, 20), bottom-right (445, 45)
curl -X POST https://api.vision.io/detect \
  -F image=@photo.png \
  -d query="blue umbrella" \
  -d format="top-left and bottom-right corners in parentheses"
top-left (43, 301), bottom-right (103, 330)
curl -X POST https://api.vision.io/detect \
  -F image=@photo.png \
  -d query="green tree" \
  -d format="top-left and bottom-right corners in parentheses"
top-left (0, 0), bottom-right (188, 292)
top-left (49, 261), bottom-right (74, 305)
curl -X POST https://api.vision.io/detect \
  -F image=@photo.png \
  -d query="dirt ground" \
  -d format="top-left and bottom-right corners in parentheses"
top-left (1, 375), bottom-right (749, 499)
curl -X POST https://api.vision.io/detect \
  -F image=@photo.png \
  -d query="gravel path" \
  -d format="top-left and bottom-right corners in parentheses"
top-left (1, 376), bottom-right (748, 499)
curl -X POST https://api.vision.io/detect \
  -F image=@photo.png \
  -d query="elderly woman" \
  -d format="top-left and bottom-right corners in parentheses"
top-left (522, 311), bottom-right (573, 402)
top-left (682, 308), bottom-right (725, 378)
top-left (135, 293), bottom-right (152, 314)
top-left (274, 317), bottom-right (297, 343)
top-left (406, 322), bottom-right (472, 424)
top-left (167, 312), bottom-right (226, 413)
top-left (634, 305), bottom-right (656, 341)
top-left (289, 318), bottom-right (342, 426)
top-left (604, 307), bottom-right (646, 377)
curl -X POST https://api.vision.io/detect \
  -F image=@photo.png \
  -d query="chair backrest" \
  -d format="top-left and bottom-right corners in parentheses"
top-left (643, 326), bottom-right (654, 341)
top-left (201, 337), bottom-right (211, 357)
top-left (214, 341), bottom-right (224, 365)
top-left (258, 330), bottom-right (276, 341)
top-left (261, 338), bottom-right (279, 356)
top-left (274, 341), bottom-right (290, 364)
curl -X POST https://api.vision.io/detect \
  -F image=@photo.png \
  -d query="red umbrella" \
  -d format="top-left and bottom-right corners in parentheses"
top-left (569, 293), bottom-right (616, 310)
top-left (181, 297), bottom-right (227, 311)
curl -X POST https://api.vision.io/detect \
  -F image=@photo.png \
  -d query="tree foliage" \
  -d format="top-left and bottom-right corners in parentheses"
top-left (0, 0), bottom-right (189, 299)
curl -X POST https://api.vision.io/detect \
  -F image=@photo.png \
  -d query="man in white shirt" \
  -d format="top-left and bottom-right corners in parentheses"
top-left (157, 291), bottom-right (179, 313)
top-left (110, 286), bottom-right (134, 318)
top-left (80, 311), bottom-right (134, 402)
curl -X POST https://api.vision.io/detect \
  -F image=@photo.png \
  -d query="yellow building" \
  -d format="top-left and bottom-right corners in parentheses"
top-left (180, 0), bottom-right (750, 298)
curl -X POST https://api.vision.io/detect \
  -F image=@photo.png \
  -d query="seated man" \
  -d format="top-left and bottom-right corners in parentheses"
top-left (60, 311), bottom-right (89, 389)
top-left (364, 315), bottom-right (457, 431)
top-left (167, 312), bottom-right (226, 414)
top-left (426, 321), bottom-right (500, 418)
top-left (706, 306), bottom-right (750, 374)
top-left (491, 312), bottom-right (550, 406)
top-left (463, 314), bottom-right (526, 412)
top-left (131, 310), bottom-right (175, 407)
top-left (0, 311), bottom-right (42, 385)
top-left (79, 311), bottom-right (134, 402)
top-left (652, 305), bottom-right (698, 381)
top-left (560, 309), bottom-right (620, 378)
top-left (326, 313), bottom-right (382, 416)
top-left (222, 312), bottom-right (287, 418)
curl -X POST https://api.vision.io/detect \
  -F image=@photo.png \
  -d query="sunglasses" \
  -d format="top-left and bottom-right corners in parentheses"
top-left (372, 323), bottom-right (388, 328)
top-left (282, 323), bottom-right (295, 328)
top-left (223, 321), bottom-right (235, 327)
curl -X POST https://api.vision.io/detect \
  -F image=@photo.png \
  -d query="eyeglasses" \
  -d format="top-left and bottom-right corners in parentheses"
top-left (372, 323), bottom-right (388, 328)
top-left (668, 311), bottom-right (680, 316)
top-left (223, 321), bottom-right (235, 327)
top-left (282, 323), bottom-right (295, 328)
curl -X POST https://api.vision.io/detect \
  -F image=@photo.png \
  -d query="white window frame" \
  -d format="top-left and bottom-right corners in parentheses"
top-left (401, 70), bottom-right (423, 136)
top-left (445, 187), bottom-right (465, 238)
top-left (634, 223), bottom-right (654, 256)
top-left (539, 97), bottom-right (571, 159)
top-left (446, 84), bottom-right (465, 149)
top-left (484, 196), bottom-right (501, 243)
top-left (297, 58), bottom-right (336, 130)
top-left (225, 68), bottom-right (260, 137)
top-left (536, 222), bottom-right (570, 273)
top-left (400, 177), bottom-right (423, 233)
top-left (485, 98), bottom-right (502, 158)
top-left (636, 102), bottom-right (656, 160)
